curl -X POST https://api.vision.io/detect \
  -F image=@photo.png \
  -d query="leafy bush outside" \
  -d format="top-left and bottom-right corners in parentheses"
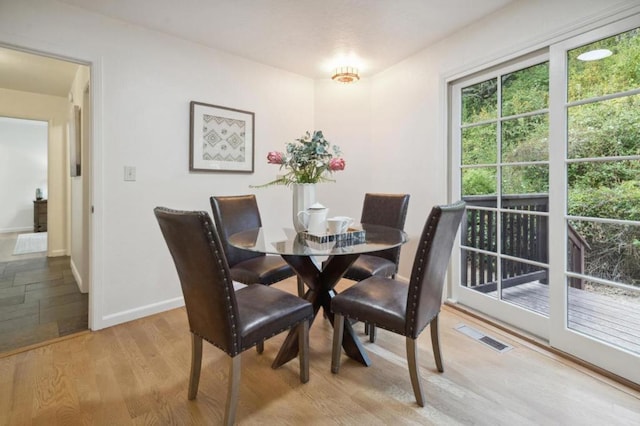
top-left (461, 28), bottom-right (640, 288)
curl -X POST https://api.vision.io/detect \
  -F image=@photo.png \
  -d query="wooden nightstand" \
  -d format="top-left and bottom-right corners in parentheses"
top-left (34, 199), bottom-right (47, 232)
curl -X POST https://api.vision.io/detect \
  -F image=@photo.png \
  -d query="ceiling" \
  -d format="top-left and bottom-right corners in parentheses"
top-left (0, 0), bottom-right (515, 96)
top-left (0, 47), bottom-right (80, 97)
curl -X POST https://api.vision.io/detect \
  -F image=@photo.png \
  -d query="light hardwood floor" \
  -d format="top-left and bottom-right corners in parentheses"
top-left (1, 277), bottom-right (638, 425)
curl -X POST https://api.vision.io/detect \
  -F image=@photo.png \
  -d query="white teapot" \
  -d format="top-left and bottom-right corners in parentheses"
top-left (297, 202), bottom-right (329, 235)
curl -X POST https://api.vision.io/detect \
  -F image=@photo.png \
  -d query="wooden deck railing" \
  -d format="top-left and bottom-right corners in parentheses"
top-left (567, 223), bottom-right (591, 289)
top-left (461, 194), bottom-right (588, 292)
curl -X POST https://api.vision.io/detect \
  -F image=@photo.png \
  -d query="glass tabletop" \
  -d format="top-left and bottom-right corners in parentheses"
top-left (228, 224), bottom-right (408, 256)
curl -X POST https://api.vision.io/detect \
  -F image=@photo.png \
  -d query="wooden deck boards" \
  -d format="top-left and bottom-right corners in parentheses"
top-left (491, 282), bottom-right (640, 354)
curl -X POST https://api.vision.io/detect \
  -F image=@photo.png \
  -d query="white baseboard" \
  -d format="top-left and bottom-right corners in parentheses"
top-left (0, 226), bottom-right (32, 234)
top-left (98, 296), bottom-right (185, 330)
top-left (69, 258), bottom-right (87, 293)
top-left (49, 249), bottom-right (67, 257)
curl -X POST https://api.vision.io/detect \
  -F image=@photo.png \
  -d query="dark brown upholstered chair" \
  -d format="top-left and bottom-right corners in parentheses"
top-left (330, 201), bottom-right (465, 407)
top-left (154, 207), bottom-right (313, 426)
top-left (345, 193), bottom-right (410, 281)
top-left (344, 193), bottom-right (410, 342)
top-left (210, 195), bottom-right (305, 297)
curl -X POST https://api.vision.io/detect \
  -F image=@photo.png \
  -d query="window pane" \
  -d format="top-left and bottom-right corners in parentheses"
top-left (568, 27), bottom-right (640, 102)
top-left (500, 259), bottom-right (548, 316)
top-left (462, 208), bottom-right (497, 252)
top-left (462, 78), bottom-right (498, 124)
top-left (568, 220), bottom-right (640, 287)
top-left (567, 160), bottom-right (640, 221)
top-left (462, 124), bottom-right (497, 165)
top-left (567, 279), bottom-right (640, 355)
top-left (460, 196), bottom-right (497, 209)
top-left (502, 114), bottom-right (549, 162)
top-left (461, 248), bottom-right (498, 296)
top-left (501, 194), bottom-right (549, 212)
top-left (501, 212), bottom-right (548, 263)
top-left (568, 94), bottom-right (640, 159)
top-left (462, 167), bottom-right (496, 196)
top-left (501, 62), bottom-right (549, 116)
top-left (502, 165), bottom-right (549, 195)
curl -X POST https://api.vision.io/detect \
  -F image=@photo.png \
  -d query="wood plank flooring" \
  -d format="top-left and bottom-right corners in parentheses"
top-left (1, 277), bottom-right (638, 425)
top-left (0, 255), bottom-right (88, 354)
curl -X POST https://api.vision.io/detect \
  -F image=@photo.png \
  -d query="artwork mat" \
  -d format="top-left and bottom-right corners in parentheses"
top-left (189, 101), bottom-right (255, 172)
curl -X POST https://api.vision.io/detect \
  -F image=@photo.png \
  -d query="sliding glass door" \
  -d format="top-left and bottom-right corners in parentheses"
top-left (548, 16), bottom-right (640, 383)
top-left (451, 52), bottom-right (551, 339)
top-left (451, 15), bottom-right (640, 383)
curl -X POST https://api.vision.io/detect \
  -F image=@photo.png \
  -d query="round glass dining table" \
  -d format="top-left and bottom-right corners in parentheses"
top-left (229, 224), bottom-right (407, 368)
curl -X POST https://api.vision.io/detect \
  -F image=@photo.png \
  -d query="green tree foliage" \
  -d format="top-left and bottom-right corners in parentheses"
top-left (461, 79), bottom-right (497, 124)
top-left (501, 62), bottom-right (549, 116)
top-left (566, 29), bottom-right (640, 285)
top-left (461, 27), bottom-right (640, 286)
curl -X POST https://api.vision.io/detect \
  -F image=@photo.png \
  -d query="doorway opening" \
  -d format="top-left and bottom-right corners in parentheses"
top-left (0, 46), bottom-right (91, 354)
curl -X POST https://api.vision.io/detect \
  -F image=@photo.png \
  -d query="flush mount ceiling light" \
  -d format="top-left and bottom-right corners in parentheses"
top-left (331, 66), bottom-right (360, 83)
top-left (577, 49), bottom-right (613, 61)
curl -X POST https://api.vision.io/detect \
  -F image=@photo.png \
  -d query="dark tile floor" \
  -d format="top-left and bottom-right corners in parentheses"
top-left (0, 255), bottom-right (88, 353)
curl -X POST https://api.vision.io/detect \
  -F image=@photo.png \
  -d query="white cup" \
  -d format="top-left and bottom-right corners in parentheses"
top-left (327, 216), bottom-right (354, 234)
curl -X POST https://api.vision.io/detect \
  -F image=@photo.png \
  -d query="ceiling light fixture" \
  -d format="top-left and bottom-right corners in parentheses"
top-left (331, 66), bottom-right (360, 83)
top-left (577, 49), bottom-right (613, 61)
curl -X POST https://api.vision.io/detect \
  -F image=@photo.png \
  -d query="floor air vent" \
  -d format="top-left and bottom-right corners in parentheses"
top-left (455, 324), bottom-right (513, 353)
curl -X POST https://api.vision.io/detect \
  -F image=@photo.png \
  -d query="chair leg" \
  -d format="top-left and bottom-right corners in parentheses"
top-left (224, 355), bottom-right (241, 426)
top-left (406, 337), bottom-right (425, 407)
top-left (298, 320), bottom-right (310, 383)
top-left (369, 324), bottom-right (377, 343)
top-left (331, 313), bottom-right (345, 374)
top-left (188, 333), bottom-right (203, 400)
top-left (256, 341), bottom-right (264, 354)
top-left (364, 322), bottom-right (369, 334)
top-left (430, 315), bottom-right (444, 372)
top-left (297, 277), bottom-right (305, 297)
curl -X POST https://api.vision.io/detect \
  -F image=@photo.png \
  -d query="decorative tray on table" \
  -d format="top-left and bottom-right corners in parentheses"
top-left (298, 228), bottom-right (366, 247)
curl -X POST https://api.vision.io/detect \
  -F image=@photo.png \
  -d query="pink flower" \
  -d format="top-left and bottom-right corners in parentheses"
top-left (267, 151), bottom-right (284, 164)
top-left (329, 157), bottom-right (345, 171)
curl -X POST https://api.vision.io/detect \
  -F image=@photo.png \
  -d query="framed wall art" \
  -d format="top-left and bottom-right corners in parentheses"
top-left (69, 105), bottom-right (81, 177)
top-left (189, 101), bottom-right (255, 173)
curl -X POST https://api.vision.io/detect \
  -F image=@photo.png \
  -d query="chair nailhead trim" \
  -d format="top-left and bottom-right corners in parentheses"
top-left (406, 209), bottom-right (440, 336)
top-left (239, 316), bottom-right (313, 352)
top-left (332, 313), bottom-right (405, 336)
top-left (197, 315), bottom-right (313, 356)
top-left (201, 214), bottom-right (239, 355)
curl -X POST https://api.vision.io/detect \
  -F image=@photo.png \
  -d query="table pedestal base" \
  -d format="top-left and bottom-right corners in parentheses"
top-left (271, 253), bottom-right (372, 369)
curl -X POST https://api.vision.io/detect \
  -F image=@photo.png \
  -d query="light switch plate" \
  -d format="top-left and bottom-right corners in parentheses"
top-left (124, 166), bottom-right (136, 181)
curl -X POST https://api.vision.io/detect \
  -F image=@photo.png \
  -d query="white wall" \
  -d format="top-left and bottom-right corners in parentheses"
top-left (0, 87), bottom-right (69, 256)
top-left (0, 116), bottom-right (47, 233)
top-left (0, 0), bottom-right (314, 328)
top-left (313, 78), bottom-right (373, 220)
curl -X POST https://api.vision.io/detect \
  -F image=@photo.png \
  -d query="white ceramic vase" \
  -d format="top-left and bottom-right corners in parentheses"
top-left (292, 183), bottom-right (316, 232)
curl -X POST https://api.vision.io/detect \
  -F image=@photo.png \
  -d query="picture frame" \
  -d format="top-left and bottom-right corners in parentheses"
top-left (69, 105), bottom-right (81, 177)
top-left (189, 101), bottom-right (255, 173)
